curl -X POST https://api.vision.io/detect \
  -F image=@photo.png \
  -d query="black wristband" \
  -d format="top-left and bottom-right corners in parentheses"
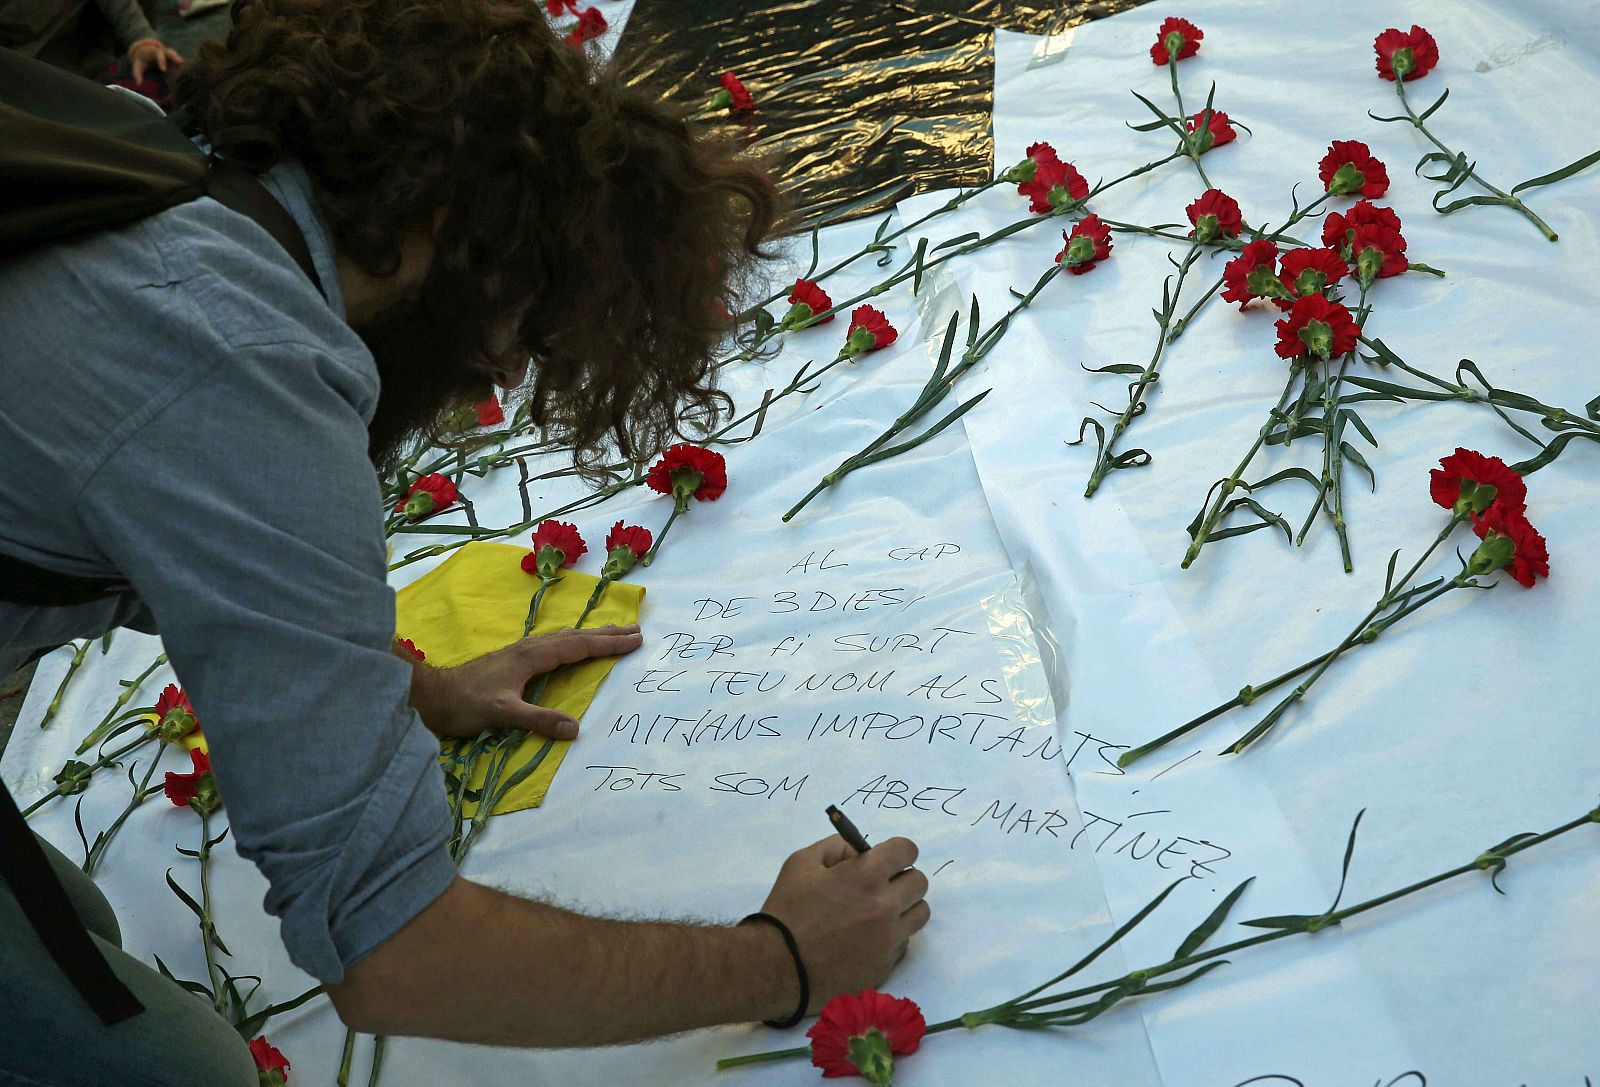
top-left (739, 911), bottom-right (809, 1029)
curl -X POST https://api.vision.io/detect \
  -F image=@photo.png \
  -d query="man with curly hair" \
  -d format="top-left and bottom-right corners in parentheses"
top-left (0, 0), bottom-right (931, 1081)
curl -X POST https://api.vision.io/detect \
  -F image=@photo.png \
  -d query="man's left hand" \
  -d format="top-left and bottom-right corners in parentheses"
top-left (127, 38), bottom-right (185, 83)
top-left (407, 624), bottom-right (642, 741)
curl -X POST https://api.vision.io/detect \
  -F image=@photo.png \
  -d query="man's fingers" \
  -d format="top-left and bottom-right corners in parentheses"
top-left (898, 899), bottom-right (931, 938)
top-left (793, 835), bottom-right (856, 869)
top-left (520, 626), bottom-right (642, 670)
top-left (498, 700), bottom-right (579, 740)
top-left (155, 49), bottom-right (168, 71)
top-left (863, 836), bottom-right (919, 876)
top-left (131, 54), bottom-right (146, 82)
top-left (889, 866), bottom-right (929, 912)
top-left (168, 46), bottom-right (186, 65)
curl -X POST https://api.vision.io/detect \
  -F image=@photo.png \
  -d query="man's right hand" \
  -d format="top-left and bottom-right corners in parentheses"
top-left (758, 835), bottom-right (931, 1011)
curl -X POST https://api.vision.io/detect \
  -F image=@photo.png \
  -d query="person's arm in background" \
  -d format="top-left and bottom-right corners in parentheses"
top-left (94, 0), bottom-right (182, 81)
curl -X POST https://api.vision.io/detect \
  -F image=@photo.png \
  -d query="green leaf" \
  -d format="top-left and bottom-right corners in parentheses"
top-left (153, 955), bottom-right (213, 998)
top-left (1083, 363), bottom-right (1147, 376)
top-left (1173, 877), bottom-right (1255, 959)
top-left (863, 392), bottom-right (991, 465)
top-left (911, 238), bottom-right (930, 295)
top-left (932, 232), bottom-right (980, 252)
top-left (1203, 518), bottom-right (1282, 543)
top-left (1341, 442), bottom-right (1377, 491)
top-left (1238, 913), bottom-right (1314, 931)
top-left (1069, 417), bottom-right (1107, 460)
top-left (1513, 146), bottom-right (1600, 193)
top-left (1110, 448), bottom-right (1152, 470)
top-left (1341, 408), bottom-right (1379, 448)
top-left (1435, 193), bottom-right (1509, 215)
top-left (1142, 959), bottom-right (1231, 994)
top-left (165, 869), bottom-right (205, 922)
top-left (1327, 808), bottom-right (1367, 914)
top-left (1510, 429), bottom-right (1600, 475)
top-left (930, 311), bottom-right (962, 385)
top-left (1126, 118), bottom-right (1171, 132)
top-left (1384, 548), bottom-right (1402, 594)
top-left (1246, 467), bottom-right (1321, 492)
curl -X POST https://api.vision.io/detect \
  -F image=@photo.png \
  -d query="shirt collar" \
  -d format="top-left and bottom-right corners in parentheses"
top-left (254, 160), bottom-right (348, 322)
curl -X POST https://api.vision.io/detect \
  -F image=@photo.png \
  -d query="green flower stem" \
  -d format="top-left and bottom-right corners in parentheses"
top-left (783, 265), bottom-right (1063, 523)
top-left (1180, 371), bottom-right (1301, 570)
top-left (235, 983), bottom-right (325, 1038)
top-left (1300, 286), bottom-right (1372, 571)
top-left (1394, 80), bottom-right (1558, 242)
top-left (721, 805), bottom-right (1599, 1071)
top-left (338, 1028), bottom-right (357, 1086)
top-left (21, 721), bottom-right (154, 818)
top-left (83, 739), bottom-right (168, 875)
top-left (523, 575), bottom-right (557, 639)
top-left (197, 807), bottom-right (227, 1017)
top-left (1085, 242), bottom-right (1204, 497)
top-left (1152, 514), bottom-right (1467, 764)
top-left (641, 502), bottom-right (686, 568)
top-left (1167, 58), bottom-right (1213, 190)
top-left (40, 640), bottom-right (90, 731)
top-left (367, 1036), bottom-right (387, 1087)
top-left (74, 652), bottom-right (167, 755)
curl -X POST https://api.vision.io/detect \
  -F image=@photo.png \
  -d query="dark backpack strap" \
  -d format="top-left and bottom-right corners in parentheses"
top-left (0, 785), bottom-right (145, 1025)
top-left (204, 158), bottom-right (324, 297)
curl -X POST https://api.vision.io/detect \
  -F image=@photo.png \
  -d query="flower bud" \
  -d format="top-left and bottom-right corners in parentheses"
top-left (1355, 245), bottom-right (1384, 286)
top-left (1390, 47), bottom-right (1415, 77)
top-left (602, 547), bottom-right (638, 580)
top-left (1163, 30), bottom-right (1187, 59)
top-left (1061, 234), bottom-right (1097, 268)
top-left (845, 1030), bottom-right (896, 1087)
top-left (403, 492), bottom-right (437, 519)
top-left (1452, 480), bottom-right (1498, 517)
top-left (1000, 156), bottom-right (1039, 184)
top-left (1192, 213), bottom-right (1220, 244)
top-left (709, 88), bottom-right (733, 110)
top-left (843, 325), bottom-right (879, 356)
top-left (1327, 163), bottom-right (1367, 195)
top-left (157, 706), bottom-right (198, 743)
top-left (1046, 185), bottom-right (1080, 211)
top-left (1246, 265), bottom-right (1292, 301)
top-left (190, 773), bottom-right (221, 817)
top-left (1296, 318), bottom-right (1335, 359)
top-left (1465, 530), bottom-right (1516, 577)
top-left (779, 301), bottom-right (816, 330)
top-left (534, 545), bottom-right (566, 580)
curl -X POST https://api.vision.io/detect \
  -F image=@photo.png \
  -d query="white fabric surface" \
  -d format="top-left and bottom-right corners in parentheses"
top-left (6, 0), bottom-right (1600, 1084)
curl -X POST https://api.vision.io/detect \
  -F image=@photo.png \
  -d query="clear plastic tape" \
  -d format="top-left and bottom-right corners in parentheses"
top-left (978, 562), bottom-right (1069, 738)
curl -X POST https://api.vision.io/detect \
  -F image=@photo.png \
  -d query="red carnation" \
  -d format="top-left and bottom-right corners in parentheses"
top-left (1375, 25), bottom-right (1439, 82)
top-left (164, 748), bottom-right (219, 814)
top-left (152, 683), bottom-right (199, 741)
top-left (1186, 188), bottom-right (1242, 243)
top-left (564, 6), bottom-right (606, 47)
top-left (1221, 240), bottom-right (1288, 310)
top-left (1273, 294), bottom-right (1360, 361)
top-left (545, 0), bottom-right (578, 14)
top-left (249, 1036), bottom-right (291, 1086)
top-left (396, 474), bottom-right (458, 520)
top-left (1185, 109), bottom-right (1236, 153)
top-left (474, 395), bottom-right (505, 428)
top-left (395, 637), bottom-right (425, 662)
top-left (1429, 447), bottom-right (1527, 521)
top-left (1056, 214), bottom-right (1114, 274)
top-left (781, 278), bottom-right (834, 329)
top-left (1276, 247), bottom-right (1349, 308)
top-left (1320, 140), bottom-right (1390, 198)
top-left (1017, 156), bottom-right (1089, 214)
top-left (601, 521), bottom-right (652, 578)
top-left (808, 989), bottom-right (926, 1083)
top-left (1150, 17), bottom-right (1202, 65)
top-left (523, 519), bottom-right (587, 580)
top-left (1471, 504), bottom-right (1549, 588)
top-left (1349, 222), bottom-right (1408, 282)
top-left (716, 71), bottom-right (755, 113)
top-left (1322, 200), bottom-right (1403, 260)
top-left (647, 444), bottom-right (728, 504)
top-left (1002, 141), bottom-right (1062, 186)
top-left (844, 306), bottom-right (898, 355)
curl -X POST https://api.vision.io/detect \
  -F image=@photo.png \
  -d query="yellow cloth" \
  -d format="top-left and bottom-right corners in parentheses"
top-left (394, 540), bottom-right (644, 816)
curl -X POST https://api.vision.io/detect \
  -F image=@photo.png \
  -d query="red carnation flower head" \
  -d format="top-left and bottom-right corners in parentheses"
top-left (712, 71), bottom-right (755, 113)
top-left (564, 6), bottom-right (607, 47)
top-left (1221, 240), bottom-right (1290, 310)
top-left (1273, 294), bottom-right (1360, 361)
top-left (1017, 155), bottom-right (1089, 214)
top-left (1056, 214), bottom-right (1114, 274)
top-left (1429, 447), bottom-right (1527, 521)
top-left (1001, 141), bottom-right (1062, 185)
top-left (807, 989), bottom-right (927, 1084)
top-left (474, 395), bottom-right (505, 428)
top-left (1186, 189), bottom-right (1242, 244)
top-left (843, 306), bottom-right (898, 356)
top-left (602, 521), bottom-right (652, 579)
top-left (1350, 222), bottom-right (1409, 283)
top-left (1469, 504), bottom-right (1548, 588)
top-left (781, 278), bottom-right (834, 330)
top-left (1185, 109), bottom-right (1236, 154)
top-left (1375, 25), bottom-right (1439, 82)
top-left (395, 637), bottom-right (425, 662)
top-left (647, 444), bottom-right (728, 511)
top-left (1320, 140), bottom-right (1390, 198)
top-left (152, 683), bottom-right (198, 742)
top-left (545, 0), bottom-right (578, 14)
top-left (523, 519), bottom-right (587, 579)
top-left (1321, 200), bottom-right (1403, 260)
top-left (249, 1036), bottom-right (291, 1087)
top-left (1276, 247), bottom-right (1349, 309)
top-left (164, 748), bottom-right (219, 815)
top-left (1150, 17), bottom-right (1202, 65)
top-left (397, 474), bottom-right (458, 520)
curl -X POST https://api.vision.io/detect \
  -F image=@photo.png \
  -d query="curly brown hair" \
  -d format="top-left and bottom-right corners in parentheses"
top-left (175, 0), bottom-right (777, 468)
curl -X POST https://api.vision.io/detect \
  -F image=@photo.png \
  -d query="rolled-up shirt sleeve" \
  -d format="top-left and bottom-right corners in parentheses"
top-left (74, 338), bottom-right (456, 985)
